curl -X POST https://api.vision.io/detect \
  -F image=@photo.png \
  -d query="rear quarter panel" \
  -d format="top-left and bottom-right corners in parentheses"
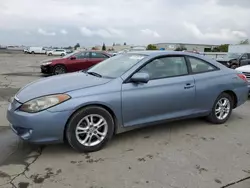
top-left (193, 69), bottom-right (247, 112)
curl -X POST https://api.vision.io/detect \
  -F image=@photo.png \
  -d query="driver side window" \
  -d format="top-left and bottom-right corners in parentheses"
top-left (241, 53), bottom-right (248, 59)
top-left (138, 56), bottom-right (188, 80)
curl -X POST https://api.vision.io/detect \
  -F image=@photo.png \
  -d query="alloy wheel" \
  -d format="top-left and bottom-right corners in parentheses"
top-left (75, 114), bottom-right (108, 147)
top-left (54, 66), bottom-right (66, 75)
top-left (215, 97), bottom-right (230, 120)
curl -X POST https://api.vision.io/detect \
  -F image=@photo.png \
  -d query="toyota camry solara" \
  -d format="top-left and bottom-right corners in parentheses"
top-left (7, 51), bottom-right (249, 152)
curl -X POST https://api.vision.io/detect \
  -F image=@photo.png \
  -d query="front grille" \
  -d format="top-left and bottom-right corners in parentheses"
top-left (242, 72), bottom-right (250, 79)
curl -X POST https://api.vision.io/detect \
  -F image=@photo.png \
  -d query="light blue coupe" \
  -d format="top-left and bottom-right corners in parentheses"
top-left (7, 51), bottom-right (249, 152)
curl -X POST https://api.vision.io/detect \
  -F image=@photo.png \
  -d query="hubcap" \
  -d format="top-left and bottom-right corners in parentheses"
top-left (75, 114), bottom-right (108, 147)
top-left (215, 98), bottom-right (230, 120)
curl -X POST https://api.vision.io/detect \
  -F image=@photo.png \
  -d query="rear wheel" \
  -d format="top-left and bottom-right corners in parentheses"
top-left (61, 53), bottom-right (65, 56)
top-left (31, 51), bottom-right (35, 54)
top-left (66, 106), bottom-right (114, 152)
top-left (53, 65), bottom-right (66, 75)
top-left (206, 93), bottom-right (233, 124)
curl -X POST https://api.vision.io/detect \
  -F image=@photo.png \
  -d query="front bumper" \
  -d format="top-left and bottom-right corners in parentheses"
top-left (40, 65), bottom-right (52, 74)
top-left (7, 99), bottom-right (73, 144)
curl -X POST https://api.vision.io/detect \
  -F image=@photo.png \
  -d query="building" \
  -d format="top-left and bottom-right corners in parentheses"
top-left (154, 43), bottom-right (219, 52)
top-left (88, 45), bottom-right (146, 52)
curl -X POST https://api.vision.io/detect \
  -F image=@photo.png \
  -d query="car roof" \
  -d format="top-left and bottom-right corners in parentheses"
top-left (127, 50), bottom-right (199, 56)
top-left (127, 50), bottom-right (227, 69)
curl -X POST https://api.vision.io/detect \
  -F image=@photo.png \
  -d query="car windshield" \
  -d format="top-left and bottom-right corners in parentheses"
top-left (86, 53), bottom-right (147, 78)
top-left (226, 53), bottom-right (242, 59)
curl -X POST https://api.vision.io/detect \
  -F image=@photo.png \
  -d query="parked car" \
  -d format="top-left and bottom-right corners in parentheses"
top-left (7, 51), bottom-right (248, 152)
top-left (41, 51), bottom-right (111, 75)
top-left (46, 49), bottom-right (67, 56)
top-left (235, 65), bottom-right (250, 92)
top-left (28, 47), bottom-right (47, 54)
top-left (216, 53), bottom-right (250, 69)
top-left (66, 49), bottom-right (74, 54)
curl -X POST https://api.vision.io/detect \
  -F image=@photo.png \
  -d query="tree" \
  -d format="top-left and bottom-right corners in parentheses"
top-left (174, 44), bottom-right (187, 51)
top-left (124, 42), bottom-right (127, 45)
top-left (211, 47), bottom-right (220, 52)
top-left (146, 44), bottom-right (157, 50)
top-left (74, 43), bottom-right (80, 50)
top-left (239, 39), bottom-right (249, 44)
top-left (102, 43), bottom-right (106, 51)
top-left (217, 44), bottom-right (229, 52)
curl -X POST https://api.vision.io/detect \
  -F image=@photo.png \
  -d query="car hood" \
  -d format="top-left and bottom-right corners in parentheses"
top-left (16, 72), bottom-right (111, 103)
top-left (41, 57), bottom-right (62, 64)
top-left (236, 65), bottom-right (250, 72)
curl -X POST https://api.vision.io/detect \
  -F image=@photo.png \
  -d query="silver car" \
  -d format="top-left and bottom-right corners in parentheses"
top-left (7, 51), bottom-right (249, 152)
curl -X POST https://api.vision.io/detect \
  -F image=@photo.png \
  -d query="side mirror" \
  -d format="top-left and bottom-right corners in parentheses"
top-left (70, 56), bottom-right (76, 60)
top-left (130, 72), bottom-right (150, 83)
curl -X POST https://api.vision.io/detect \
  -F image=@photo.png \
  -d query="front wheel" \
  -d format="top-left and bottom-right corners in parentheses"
top-left (53, 65), bottom-right (66, 75)
top-left (230, 64), bottom-right (238, 69)
top-left (206, 93), bottom-right (233, 124)
top-left (66, 106), bottom-right (115, 152)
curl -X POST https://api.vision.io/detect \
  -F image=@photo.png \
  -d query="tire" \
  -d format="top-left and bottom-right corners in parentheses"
top-left (230, 64), bottom-right (238, 69)
top-left (206, 93), bottom-right (233, 124)
top-left (53, 65), bottom-right (66, 75)
top-left (48, 53), bottom-right (52, 56)
top-left (61, 53), bottom-right (65, 56)
top-left (66, 106), bottom-right (115, 152)
top-left (31, 51), bottom-right (35, 54)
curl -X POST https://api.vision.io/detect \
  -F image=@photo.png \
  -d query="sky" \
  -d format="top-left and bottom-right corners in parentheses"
top-left (0, 0), bottom-right (249, 47)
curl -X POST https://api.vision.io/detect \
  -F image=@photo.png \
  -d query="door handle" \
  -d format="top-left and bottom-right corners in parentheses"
top-left (184, 83), bottom-right (194, 89)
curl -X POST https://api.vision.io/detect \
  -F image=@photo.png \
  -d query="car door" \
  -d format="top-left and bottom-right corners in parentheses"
top-left (54, 49), bottom-right (60, 56)
top-left (241, 53), bottom-right (250, 66)
top-left (185, 56), bottom-right (221, 112)
top-left (90, 52), bottom-right (109, 66)
top-left (68, 52), bottom-right (90, 72)
top-left (121, 55), bottom-right (196, 127)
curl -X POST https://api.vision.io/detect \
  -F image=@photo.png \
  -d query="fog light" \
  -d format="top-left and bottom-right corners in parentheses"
top-left (20, 129), bottom-right (33, 140)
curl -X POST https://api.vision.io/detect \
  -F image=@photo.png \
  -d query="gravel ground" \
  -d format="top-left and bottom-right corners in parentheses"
top-left (0, 53), bottom-right (250, 188)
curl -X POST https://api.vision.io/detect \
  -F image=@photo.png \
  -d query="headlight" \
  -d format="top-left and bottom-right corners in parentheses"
top-left (42, 61), bottom-right (52, 65)
top-left (19, 94), bottom-right (71, 113)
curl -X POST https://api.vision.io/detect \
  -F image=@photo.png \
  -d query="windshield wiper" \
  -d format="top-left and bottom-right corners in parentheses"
top-left (87, 71), bottom-right (102, 78)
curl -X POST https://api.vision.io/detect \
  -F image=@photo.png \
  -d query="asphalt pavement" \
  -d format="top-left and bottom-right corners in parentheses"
top-left (0, 53), bottom-right (250, 188)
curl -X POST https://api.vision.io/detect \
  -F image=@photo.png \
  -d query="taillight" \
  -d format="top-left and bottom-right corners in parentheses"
top-left (237, 73), bottom-right (248, 82)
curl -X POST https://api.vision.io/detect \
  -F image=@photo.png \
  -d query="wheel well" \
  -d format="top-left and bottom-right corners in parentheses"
top-left (223, 90), bottom-right (237, 108)
top-left (63, 104), bottom-right (118, 142)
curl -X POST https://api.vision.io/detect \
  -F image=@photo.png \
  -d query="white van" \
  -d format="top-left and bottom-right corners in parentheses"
top-left (28, 47), bottom-right (46, 54)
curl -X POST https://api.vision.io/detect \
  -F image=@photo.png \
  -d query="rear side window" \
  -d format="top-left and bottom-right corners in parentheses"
top-left (188, 57), bottom-right (216, 73)
top-left (91, 52), bottom-right (109, 58)
top-left (76, 52), bottom-right (90, 59)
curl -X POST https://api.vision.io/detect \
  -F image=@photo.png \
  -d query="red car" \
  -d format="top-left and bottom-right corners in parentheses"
top-left (41, 51), bottom-right (111, 75)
